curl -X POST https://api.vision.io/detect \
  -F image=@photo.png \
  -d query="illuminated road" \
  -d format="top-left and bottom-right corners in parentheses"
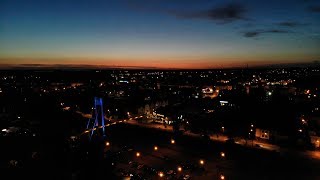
top-left (74, 110), bottom-right (320, 161)
top-left (122, 118), bottom-right (320, 161)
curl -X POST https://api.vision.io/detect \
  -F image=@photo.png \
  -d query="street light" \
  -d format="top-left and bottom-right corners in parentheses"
top-left (136, 152), bottom-right (140, 157)
top-left (177, 166), bottom-right (182, 172)
top-left (154, 146), bottom-right (158, 151)
top-left (106, 142), bottom-right (110, 146)
top-left (220, 174), bottom-right (225, 180)
top-left (159, 172), bottom-right (164, 178)
top-left (220, 152), bottom-right (225, 158)
top-left (171, 139), bottom-right (175, 144)
top-left (200, 159), bottom-right (205, 165)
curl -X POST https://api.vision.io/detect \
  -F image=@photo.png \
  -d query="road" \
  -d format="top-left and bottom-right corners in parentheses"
top-left (123, 117), bottom-right (320, 161)
top-left (75, 110), bottom-right (320, 161)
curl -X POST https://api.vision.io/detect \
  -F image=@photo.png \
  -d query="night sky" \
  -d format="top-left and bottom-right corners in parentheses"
top-left (0, 0), bottom-right (320, 69)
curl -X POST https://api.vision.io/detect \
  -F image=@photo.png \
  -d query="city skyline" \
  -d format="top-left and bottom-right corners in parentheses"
top-left (1, 0), bottom-right (320, 69)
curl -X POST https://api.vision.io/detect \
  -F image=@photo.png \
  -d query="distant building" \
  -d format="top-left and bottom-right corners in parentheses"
top-left (256, 128), bottom-right (270, 140)
top-left (215, 85), bottom-right (232, 91)
top-left (137, 100), bottom-right (168, 117)
top-left (310, 135), bottom-right (320, 149)
top-left (255, 128), bottom-right (289, 144)
top-left (201, 87), bottom-right (218, 99)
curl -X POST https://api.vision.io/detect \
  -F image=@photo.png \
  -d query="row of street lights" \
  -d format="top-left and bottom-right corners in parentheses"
top-left (106, 138), bottom-right (226, 179)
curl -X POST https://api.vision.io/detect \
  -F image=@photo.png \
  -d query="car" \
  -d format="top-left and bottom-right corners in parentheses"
top-left (255, 144), bottom-right (262, 148)
top-left (137, 164), bottom-right (144, 170)
top-left (226, 138), bottom-right (235, 145)
top-left (182, 162), bottom-right (196, 170)
top-left (179, 174), bottom-right (191, 180)
top-left (161, 155), bottom-right (170, 161)
top-left (143, 166), bottom-right (157, 175)
top-left (129, 161), bottom-right (139, 168)
top-left (122, 145), bottom-right (134, 152)
top-left (166, 170), bottom-right (176, 175)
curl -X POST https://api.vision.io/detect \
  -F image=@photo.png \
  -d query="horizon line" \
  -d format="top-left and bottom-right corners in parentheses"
top-left (0, 61), bottom-right (319, 70)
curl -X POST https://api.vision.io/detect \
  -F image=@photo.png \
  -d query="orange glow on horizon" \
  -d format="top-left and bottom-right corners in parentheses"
top-left (0, 56), bottom-right (314, 69)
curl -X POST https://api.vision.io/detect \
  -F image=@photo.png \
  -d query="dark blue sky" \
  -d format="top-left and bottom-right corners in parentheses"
top-left (0, 0), bottom-right (319, 68)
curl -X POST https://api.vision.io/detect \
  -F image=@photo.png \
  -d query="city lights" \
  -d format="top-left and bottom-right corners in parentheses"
top-left (1, 49), bottom-right (320, 180)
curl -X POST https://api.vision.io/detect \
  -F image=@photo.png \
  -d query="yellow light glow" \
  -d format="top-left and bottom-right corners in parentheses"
top-left (154, 146), bottom-right (158, 151)
top-left (136, 152), bottom-right (140, 157)
top-left (171, 139), bottom-right (175, 144)
top-left (178, 166), bottom-right (182, 172)
top-left (221, 152), bottom-right (225, 157)
top-left (220, 174), bottom-right (225, 180)
top-left (200, 160), bottom-right (204, 165)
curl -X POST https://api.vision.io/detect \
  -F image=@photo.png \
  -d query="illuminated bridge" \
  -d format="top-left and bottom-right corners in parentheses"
top-left (80, 97), bottom-right (129, 140)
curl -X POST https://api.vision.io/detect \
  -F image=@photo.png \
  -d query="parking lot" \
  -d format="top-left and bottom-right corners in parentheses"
top-left (98, 123), bottom-right (320, 180)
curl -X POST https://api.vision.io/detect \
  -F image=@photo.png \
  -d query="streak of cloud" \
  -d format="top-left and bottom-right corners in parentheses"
top-left (168, 3), bottom-right (248, 23)
top-left (243, 29), bottom-right (290, 38)
top-left (276, 21), bottom-right (307, 27)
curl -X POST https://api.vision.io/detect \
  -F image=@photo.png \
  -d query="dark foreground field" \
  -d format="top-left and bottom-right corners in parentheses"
top-left (2, 123), bottom-right (320, 180)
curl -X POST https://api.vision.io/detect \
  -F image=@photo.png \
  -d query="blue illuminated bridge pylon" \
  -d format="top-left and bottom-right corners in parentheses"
top-left (86, 97), bottom-right (106, 140)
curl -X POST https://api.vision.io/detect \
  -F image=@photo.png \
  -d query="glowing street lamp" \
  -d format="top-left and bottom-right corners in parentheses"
top-left (220, 152), bottom-right (225, 158)
top-left (158, 172), bottom-right (164, 178)
top-left (136, 152), bottom-right (140, 157)
top-left (220, 174), bottom-right (225, 180)
top-left (154, 146), bottom-right (158, 151)
top-left (177, 166), bottom-right (182, 172)
top-left (106, 142), bottom-right (110, 146)
top-left (200, 159), bottom-right (205, 165)
top-left (171, 139), bottom-right (175, 144)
